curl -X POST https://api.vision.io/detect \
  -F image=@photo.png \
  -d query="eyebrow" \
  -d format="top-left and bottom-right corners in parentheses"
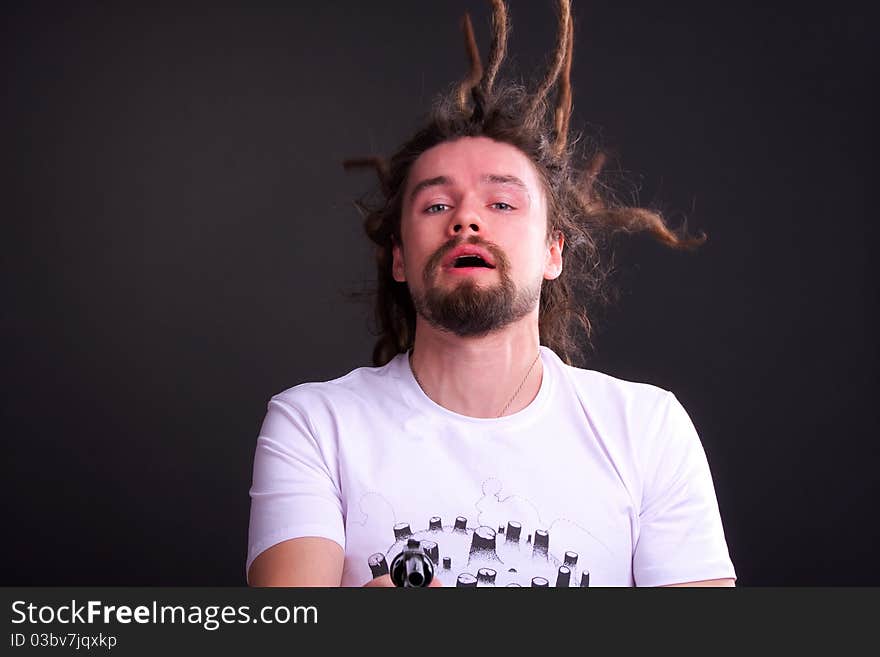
top-left (409, 176), bottom-right (452, 202)
top-left (408, 174), bottom-right (530, 202)
top-left (482, 174), bottom-right (528, 191)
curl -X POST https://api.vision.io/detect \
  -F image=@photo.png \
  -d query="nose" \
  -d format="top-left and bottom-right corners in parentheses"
top-left (446, 197), bottom-right (485, 238)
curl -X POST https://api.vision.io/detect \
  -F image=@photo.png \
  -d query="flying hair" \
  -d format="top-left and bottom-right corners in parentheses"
top-left (456, 12), bottom-right (484, 111)
top-left (483, 0), bottom-right (508, 96)
top-left (344, 0), bottom-right (706, 368)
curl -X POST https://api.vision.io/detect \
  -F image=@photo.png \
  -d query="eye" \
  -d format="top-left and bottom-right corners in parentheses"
top-left (424, 203), bottom-right (450, 214)
top-left (491, 202), bottom-right (515, 211)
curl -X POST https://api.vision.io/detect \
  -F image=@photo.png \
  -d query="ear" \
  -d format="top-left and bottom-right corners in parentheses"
top-left (391, 235), bottom-right (406, 282)
top-left (543, 230), bottom-right (564, 280)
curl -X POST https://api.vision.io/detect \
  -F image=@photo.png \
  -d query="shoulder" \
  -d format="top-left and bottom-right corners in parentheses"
top-left (543, 348), bottom-right (694, 466)
top-left (269, 355), bottom-right (405, 412)
top-left (545, 348), bottom-right (673, 418)
top-left (255, 356), bottom-right (406, 448)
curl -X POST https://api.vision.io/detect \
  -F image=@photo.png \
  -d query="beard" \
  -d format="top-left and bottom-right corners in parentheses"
top-left (409, 238), bottom-right (542, 337)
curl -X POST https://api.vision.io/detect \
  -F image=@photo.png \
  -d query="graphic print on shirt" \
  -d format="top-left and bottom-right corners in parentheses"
top-left (364, 478), bottom-right (606, 587)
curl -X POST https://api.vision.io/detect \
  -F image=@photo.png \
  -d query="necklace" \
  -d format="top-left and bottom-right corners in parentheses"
top-left (408, 349), bottom-right (541, 418)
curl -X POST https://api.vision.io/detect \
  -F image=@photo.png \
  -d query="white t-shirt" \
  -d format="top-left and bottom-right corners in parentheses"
top-left (246, 346), bottom-right (736, 587)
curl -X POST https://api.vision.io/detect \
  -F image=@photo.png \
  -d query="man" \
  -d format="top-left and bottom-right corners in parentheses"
top-left (246, 0), bottom-right (735, 587)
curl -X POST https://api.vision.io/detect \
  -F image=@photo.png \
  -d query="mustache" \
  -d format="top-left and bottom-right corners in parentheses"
top-left (422, 235), bottom-right (508, 285)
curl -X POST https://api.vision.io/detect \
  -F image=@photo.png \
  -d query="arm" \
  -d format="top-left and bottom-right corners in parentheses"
top-left (247, 536), bottom-right (344, 587)
top-left (633, 392), bottom-right (737, 587)
top-left (662, 578), bottom-right (735, 587)
top-left (246, 393), bottom-right (347, 586)
top-left (247, 538), bottom-right (443, 587)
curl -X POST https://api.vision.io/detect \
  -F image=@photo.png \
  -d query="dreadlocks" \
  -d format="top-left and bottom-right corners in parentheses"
top-left (344, 0), bottom-right (705, 368)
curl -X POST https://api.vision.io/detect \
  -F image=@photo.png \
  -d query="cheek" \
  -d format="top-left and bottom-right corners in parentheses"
top-left (509, 229), bottom-right (548, 276)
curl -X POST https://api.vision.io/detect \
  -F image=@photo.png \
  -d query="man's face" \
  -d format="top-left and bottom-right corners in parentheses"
top-left (392, 136), bottom-right (564, 337)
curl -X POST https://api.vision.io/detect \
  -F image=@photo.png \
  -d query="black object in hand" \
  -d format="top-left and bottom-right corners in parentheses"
top-left (389, 539), bottom-right (435, 587)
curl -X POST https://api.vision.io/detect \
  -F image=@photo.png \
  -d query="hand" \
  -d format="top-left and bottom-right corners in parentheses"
top-left (363, 574), bottom-right (443, 587)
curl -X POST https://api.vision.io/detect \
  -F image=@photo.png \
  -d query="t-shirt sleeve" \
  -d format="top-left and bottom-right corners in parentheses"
top-left (632, 391), bottom-right (736, 586)
top-left (245, 391), bottom-right (345, 582)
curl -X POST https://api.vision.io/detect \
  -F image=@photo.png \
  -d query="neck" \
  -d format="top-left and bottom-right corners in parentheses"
top-left (408, 311), bottom-right (544, 419)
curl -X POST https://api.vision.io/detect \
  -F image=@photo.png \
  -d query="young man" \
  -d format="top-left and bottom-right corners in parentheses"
top-left (246, 0), bottom-right (735, 587)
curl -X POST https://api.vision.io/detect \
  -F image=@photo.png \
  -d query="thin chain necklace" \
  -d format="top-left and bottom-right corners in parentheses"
top-left (408, 349), bottom-right (541, 418)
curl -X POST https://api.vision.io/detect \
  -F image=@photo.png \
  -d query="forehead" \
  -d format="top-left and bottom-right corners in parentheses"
top-left (404, 136), bottom-right (545, 197)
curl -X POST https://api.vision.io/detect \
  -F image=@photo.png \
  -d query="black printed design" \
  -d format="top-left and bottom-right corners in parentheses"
top-left (368, 516), bottom-right (590, 587)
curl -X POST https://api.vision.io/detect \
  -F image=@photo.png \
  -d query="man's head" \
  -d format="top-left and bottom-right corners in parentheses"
top-left (347, 0), bottom-right (704, 366)
top-left (392, 136), bottom-right (563, 338)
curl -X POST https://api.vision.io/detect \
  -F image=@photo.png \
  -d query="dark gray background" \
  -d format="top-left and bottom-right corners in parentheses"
top-left (3, 0), bottom-right (876, 585)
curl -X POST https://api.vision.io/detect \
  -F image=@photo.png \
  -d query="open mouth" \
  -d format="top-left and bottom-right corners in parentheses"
top-left (451, 255), bottom-right (495, 269)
